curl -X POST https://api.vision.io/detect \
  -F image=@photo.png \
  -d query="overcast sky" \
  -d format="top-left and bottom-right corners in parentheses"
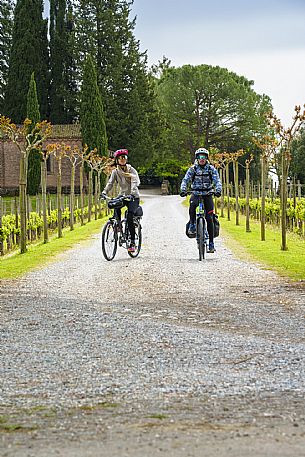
top-left (131, 0), bottom-right (305, 126)
top-left (43, 0), bottom-right (305, 126)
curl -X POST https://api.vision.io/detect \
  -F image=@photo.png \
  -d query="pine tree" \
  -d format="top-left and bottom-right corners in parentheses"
top-left (80, 55), bottom-right (107, 157)
top-left (26, 72), bottom-right (41, 195)
top-left (49, 0), bottom-right (77, 123)
top-left (3, 0), bottom-right (49, 123)
top-left (0, 0), bottom-right (15, 112)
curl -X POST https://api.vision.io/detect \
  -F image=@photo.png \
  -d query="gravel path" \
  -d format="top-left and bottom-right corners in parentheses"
top-left (1, 190), bottom-right (305, 456)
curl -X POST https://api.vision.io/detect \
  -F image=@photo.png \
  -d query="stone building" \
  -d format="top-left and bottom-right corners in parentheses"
top-left (0, 124), bottom-right (88, 196)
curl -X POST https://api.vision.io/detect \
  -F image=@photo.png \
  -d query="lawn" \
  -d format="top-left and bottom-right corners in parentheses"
top-left (0, 218), bottom-right (106, 280)
top-left (219, 212), bottom-right (305, 281)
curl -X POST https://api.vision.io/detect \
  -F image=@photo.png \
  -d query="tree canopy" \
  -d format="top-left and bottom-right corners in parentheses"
top-left (80, 55), bottom-right (107, 157)
top-left (3, 0), bottom-right (49, 122)
top-left (155, 64), bottom-right (272, 162)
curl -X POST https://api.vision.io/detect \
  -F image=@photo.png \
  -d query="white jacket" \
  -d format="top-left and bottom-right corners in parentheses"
top-left (103, 165), bottom-right (140, 198)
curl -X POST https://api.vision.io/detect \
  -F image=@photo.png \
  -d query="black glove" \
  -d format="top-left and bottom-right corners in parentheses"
top-left (180, 191), bottom-right (187, 197)
top-left (215, 191), bottom-right (221, 198)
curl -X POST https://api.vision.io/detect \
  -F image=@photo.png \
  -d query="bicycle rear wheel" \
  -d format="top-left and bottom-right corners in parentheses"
top-left (127, 220), bottom-right (142, 258)
top-left (197, 217), bottom-right (205, 261)
top-left (101, 220), bottom-right (117, 261)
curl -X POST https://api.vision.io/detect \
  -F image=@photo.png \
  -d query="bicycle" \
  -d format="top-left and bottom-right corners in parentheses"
top-left (185, 191), bottom-right (215, 261)
top-left (101, 195), bottom-right (143, 261)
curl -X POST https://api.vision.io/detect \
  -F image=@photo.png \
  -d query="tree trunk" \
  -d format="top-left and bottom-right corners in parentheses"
top-left (41, 159), bottom-right (48, 243)
top-left (94, 174), bottom-right (98, 220)
top-left (226, 163), bottom-right (230, 221)
top-left (281, 150), bottom-right (288, 251)
top-left (220, 168), bottom-right (224, 218)
top-left (80, 162), bottom-right (84, 225)
top-left (88, 168), bottom-right (92, 222)
top-left (57, 159), bottom-right (63, 238)
top-left (245, 164), bottom-right (251, 232)
top-left (19, 154), bottom-right (28, 253)
top-left (261, 156), bottom-right (266, 241)
top-left (70, 165), bottom-right (75, 230)
top-left (233, 160), bottom-right (239, 225)
top-left (0, 197), bottom-right (4, 255)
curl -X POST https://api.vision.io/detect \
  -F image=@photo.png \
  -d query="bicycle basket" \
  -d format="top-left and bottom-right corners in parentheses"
top-left (108, 197), bottom-right (124, 209)
top-left (213, 213), bottom-right (220, 238)
top-left (134, 206), bottom-right (143, 217)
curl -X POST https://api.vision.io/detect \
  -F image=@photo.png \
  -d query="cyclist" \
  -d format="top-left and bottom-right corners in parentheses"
top-left (180, 147), bottom-right (222, 253)
top-left (102, 149), bottom-right (140, 253)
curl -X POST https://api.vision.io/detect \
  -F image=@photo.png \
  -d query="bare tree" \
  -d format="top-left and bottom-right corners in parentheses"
top-left (268, 105), bottom-right (305, 250)
top-left (253, 135), bottom-right (277, 241)
top-left (0, 117), bottom-right (51, 253)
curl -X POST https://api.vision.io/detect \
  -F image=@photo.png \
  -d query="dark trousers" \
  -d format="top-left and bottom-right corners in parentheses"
top-left (114, 198), bottom-right (140, 242)
top-left (189, 194), bottom-right (214, 242)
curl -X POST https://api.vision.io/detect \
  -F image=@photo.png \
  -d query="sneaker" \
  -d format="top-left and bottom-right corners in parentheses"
top-left (207, 241), bottom-right (215, 253)
top-left (128, 242), bottom-right (136, 253)
top-left (188, 223), bottom-right (196, 235)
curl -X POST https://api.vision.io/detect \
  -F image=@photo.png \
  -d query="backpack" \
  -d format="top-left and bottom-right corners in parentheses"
top-left (191, 165), bottom-right (214, 184)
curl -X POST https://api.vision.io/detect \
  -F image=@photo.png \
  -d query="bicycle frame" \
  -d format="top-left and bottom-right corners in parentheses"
top-left (196, 195), bottom-right (208, 260)
top-left (101, 195), bottom-right (142, 260)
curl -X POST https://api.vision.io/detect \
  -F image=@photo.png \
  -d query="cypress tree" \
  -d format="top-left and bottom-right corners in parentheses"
top-left (49, 0), bottom-right (77, 123)
top-left (26, 72), bottom-right (41, 195)
top-left (3, 0), bottom-right (49, 123)
top-left (49, 0), bottom-right (66, 123)
top-left (0, 0), bottom-right (15, 112)
top-left (64, 0), bottom-right (78, 123)
top-left (80, 55), bottom-right (107, 157)
top-left (73, 0), bottom-right (161, 166)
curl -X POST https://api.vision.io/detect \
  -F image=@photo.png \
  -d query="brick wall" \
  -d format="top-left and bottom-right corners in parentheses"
top-left (0, 135), bottom-right (89, 196)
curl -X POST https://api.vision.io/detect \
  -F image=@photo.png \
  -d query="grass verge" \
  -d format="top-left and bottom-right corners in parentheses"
top-left (0, 218), bottom-right (106, 280)
top-left (219, 211), bottom-right (305, 281)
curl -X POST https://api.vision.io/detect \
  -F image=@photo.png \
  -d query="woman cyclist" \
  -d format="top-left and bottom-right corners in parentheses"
top-left (102, 149), bottom-right (140, 253)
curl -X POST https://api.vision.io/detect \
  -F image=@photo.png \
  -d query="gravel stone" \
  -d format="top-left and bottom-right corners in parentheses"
top-left (0, 190), bottom-right (304, 456)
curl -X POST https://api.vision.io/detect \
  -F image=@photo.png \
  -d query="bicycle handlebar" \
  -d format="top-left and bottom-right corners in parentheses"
top-left (100, 194), bottom-right (135, 202)
top-left (181, 190), bottom-right (216, 197)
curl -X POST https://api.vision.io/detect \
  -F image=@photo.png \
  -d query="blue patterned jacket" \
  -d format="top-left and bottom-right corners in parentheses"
top-left (180, 162), bottom-right (222, 195)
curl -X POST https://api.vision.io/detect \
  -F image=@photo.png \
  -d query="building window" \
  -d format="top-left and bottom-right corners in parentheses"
top-left (46, 154), bottom-right (53, 174)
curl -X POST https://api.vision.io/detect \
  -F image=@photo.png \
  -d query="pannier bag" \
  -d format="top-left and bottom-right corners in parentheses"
top-left (134, 206), bottom-right (143, 217)
top-left (108, 197), bottom-right (124, 209)
top-left (213, 213), bottom-right (220, 238)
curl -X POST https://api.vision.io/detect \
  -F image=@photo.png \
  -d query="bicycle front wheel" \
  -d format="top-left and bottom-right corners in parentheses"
top-left (128, 220), bottom-right (142, 258)
top-left (197, 217), bottom-right (205, 261)
top-left (101, 221), bottom-right (117, 261)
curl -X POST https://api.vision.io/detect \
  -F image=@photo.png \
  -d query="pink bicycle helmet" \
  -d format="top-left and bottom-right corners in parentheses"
top-left (114, 149), bottom-right (128, 160)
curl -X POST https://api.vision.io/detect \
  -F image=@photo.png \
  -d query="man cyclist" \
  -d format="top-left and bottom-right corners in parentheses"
top-left (180, 147), bottom-right (222, 253)
top-left (102, 149), bottom-right (140, 253)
